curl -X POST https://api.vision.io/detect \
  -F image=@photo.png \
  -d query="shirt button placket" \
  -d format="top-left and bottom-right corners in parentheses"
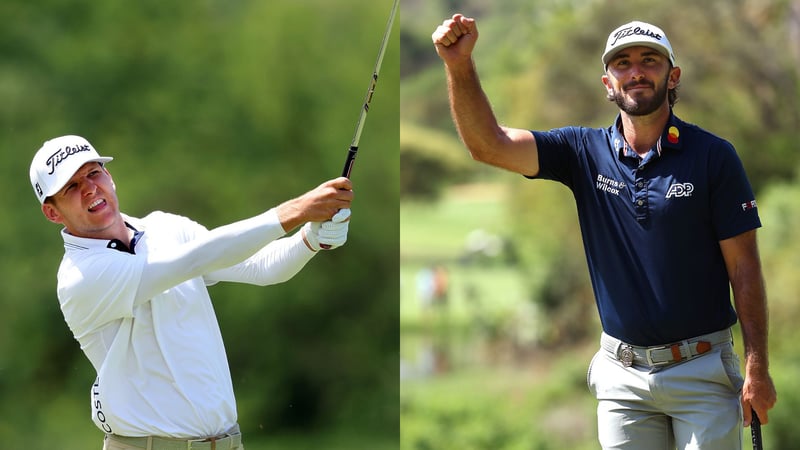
top-left (634, 176), bottom-right (648, 223)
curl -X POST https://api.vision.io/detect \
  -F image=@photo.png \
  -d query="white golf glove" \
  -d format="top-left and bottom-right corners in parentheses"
top-left (302, 208), bottom-right (351, 251)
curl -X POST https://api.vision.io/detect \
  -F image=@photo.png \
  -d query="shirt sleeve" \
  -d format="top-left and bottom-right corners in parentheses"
top-left (57, 253), bottom-right (145, 340)
top-left (708, 139), bottom-right (762, 240)
top-left (58, 209), bottom-right (291, 338)
top-left (133, 209), bottom-right (287, 303)
top-left (204, 230), bottom-right (316, 286)
top-left (530, 127), bottom-right (583, 189)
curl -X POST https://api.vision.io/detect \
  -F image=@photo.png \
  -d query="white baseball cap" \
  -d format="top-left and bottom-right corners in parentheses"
top-left (602, 21), bottom-right (675, 67)
top-left (30, 135), bottom-right (113, 204)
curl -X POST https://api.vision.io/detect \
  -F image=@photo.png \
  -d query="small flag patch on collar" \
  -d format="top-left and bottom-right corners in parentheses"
top-left (667, 126), bottom-right (679, 144)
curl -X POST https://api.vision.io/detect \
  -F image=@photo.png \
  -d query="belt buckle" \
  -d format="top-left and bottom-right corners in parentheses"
top-left (645, 343), bottom-right (679, 367)
top-left (187, 437), bottom-right (216, 450)
top-left (619, 345), bottom-right (635, 367)
top-left (645, 346), bottom-right (662, 367)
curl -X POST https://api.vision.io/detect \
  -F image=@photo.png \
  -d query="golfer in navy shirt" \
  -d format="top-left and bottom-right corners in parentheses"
top-left (433, 15), bottom-right (776, 450)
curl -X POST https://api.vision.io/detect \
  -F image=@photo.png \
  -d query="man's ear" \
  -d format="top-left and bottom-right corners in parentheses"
top-left (42, 202), bottom-right (63, 224)
top-left (601, 74), bottom-right (614, 97)
top-left (668, 66), bottom-right (681, 89)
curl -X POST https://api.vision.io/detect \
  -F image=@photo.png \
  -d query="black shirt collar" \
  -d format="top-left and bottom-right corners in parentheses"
top-left (106, 222), bottom-right (144, 254)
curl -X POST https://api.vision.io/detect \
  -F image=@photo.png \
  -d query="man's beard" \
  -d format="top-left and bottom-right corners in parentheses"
top-left (611, 73), bottom-right (670, 116)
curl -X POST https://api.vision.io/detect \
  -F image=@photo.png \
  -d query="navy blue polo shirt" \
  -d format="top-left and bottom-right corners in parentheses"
top-left (531, 112), bottom-right (760, 346)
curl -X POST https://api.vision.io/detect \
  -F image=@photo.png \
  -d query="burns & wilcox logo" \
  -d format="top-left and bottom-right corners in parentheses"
top-left (45, 144), bottom-right (92, 175)
top-left (596, 174), bottom-right (626, 196)
top-left (611, 26), bottom-right (663, 46)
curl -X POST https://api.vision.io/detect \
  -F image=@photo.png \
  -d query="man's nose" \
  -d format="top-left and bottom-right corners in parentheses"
top-left (629, 63), bottom-right (647, 80)
top-left (81, 179), bottom-right (97, 196)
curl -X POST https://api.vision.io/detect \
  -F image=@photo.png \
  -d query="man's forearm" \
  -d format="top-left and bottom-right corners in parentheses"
top-left (445, 58), bottom-right (505, 161)
top-left (205, 231), bottom-right (316, 286)
top-left (732, 263), bottom-right (770, 376)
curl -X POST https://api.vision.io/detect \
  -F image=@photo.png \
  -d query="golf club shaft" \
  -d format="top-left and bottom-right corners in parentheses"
top-left (319, 0), bottom-right (397, 250)
top-left (751, 409), bottom-right (763, 450)
top-left (340, 0), bottom-right (399, 178)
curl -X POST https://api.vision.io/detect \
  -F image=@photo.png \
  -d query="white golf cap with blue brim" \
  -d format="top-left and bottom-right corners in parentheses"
top-left (30, 135), bottom-right (113, 204)
top-left (602, 21), bottom-right (675, 67)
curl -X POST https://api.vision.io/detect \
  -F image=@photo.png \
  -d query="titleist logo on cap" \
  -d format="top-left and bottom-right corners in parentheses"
top-left (46, 144), bottom-right (92, 175)
top-left (611, 25), bottom-right (663, 46)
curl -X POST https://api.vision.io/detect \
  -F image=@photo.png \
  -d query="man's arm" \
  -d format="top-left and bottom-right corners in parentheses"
top-left (135, 178), bottom-right (353, 302)
top-left (206, 208), bottom-right (352, 286)
top-left (719, 229), bottom-right (777, 425)
top-left (205, 232), bottom-right (315, 286)
top-left (432, 14), bottom-right (539, 177)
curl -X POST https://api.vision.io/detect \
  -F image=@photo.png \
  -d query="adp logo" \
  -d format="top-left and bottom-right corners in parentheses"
top-left (665, 182), bottom-right (694, 198)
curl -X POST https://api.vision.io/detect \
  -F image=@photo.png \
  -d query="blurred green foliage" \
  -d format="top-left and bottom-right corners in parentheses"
top-left (1, 0), bottom-right (398, 448)
top-left (401, 345), bottom-right (599, 450)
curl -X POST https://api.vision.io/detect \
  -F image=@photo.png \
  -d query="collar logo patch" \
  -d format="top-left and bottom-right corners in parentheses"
top-left (667, 126), bottom-right (679, 144)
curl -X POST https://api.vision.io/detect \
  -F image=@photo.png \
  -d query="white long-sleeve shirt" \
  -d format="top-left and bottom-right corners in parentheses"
top-left (56, 209), bottom-right (315, 438)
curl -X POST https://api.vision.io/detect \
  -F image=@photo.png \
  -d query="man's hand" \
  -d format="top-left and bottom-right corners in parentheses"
top-left (742, 369), bottom-right (777, 426)
top-left (276, 177), bottom-right (354, 232)
top-left (432, 14), bottom-right (479, 65)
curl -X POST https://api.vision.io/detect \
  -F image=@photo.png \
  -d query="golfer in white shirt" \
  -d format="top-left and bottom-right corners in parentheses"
top-left (30, 135), bottom-right (353, 449)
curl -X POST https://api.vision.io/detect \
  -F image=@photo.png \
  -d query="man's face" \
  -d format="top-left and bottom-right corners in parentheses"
top-left (41, 162), bottom-right (122, 239)
top-left (602, 46), bottom-right (679, 116)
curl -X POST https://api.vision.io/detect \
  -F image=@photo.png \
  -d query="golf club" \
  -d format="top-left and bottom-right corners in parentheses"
top-left (751, 409), bottom-right (763, 450)
top-left (319, 0), bottom-right (397, 249)
top-left (339, 0), bottom-right (398, 178)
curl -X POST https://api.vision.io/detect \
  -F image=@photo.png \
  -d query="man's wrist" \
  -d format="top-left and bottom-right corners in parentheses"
top-left (445, 57), bottom-right (477, 79)
top-left (276, 200), bottom-right (304, 233)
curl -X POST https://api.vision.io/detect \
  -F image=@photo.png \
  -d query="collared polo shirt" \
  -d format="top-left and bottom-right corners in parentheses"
top-left (531, 112), bottom-right (760, 346)
top-left (58, 212), bottom-right (239, 438)
top-left (55, 206), bottom-right (316, 438)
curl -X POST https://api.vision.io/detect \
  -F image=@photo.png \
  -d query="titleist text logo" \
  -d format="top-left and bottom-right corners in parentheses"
top-left (611, 26), bottom-right (662, 46)
top-left (46, 144), bottom-right (91, 175)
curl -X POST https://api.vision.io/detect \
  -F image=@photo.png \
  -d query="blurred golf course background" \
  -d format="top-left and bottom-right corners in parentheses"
top-left (1, 0), bottom-right (398, 448)
top-left (401, 0), bottom-right (800, 449)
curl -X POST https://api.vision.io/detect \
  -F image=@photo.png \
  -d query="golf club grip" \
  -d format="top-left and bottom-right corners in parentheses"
top-left (751, 409), bottom-right (763, 450)
top-left (341, 145), bottom-right (358, 178)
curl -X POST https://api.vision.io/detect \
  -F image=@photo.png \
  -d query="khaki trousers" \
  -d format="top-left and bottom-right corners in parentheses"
top-left (588, 342), bottom-right (744, 449)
